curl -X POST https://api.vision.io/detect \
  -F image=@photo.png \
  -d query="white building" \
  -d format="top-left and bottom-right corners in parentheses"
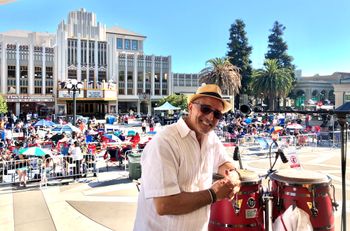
top-left (0, 31), bottom-right (55, 116)
top-left (0, 8), bottom-right (171, 118)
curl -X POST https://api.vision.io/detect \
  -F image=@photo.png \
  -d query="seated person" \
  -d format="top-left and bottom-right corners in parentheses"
top-left (129, 132), bottom-right (140, 144)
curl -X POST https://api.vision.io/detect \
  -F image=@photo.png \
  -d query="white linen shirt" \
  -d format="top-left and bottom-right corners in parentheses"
top-left (133, 118), bottom-right (231, 231)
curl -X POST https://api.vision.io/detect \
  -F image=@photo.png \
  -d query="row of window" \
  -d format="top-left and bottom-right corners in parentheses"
top-left (6, 52), bottom-right (54, 62)
top-left (68, 39), bottom-right (107, 66)
top-left (6, 44), bottom-right (53, 53)
top-left (173, 74), bottom-right (200, 87)
top-left (118, 88), bottom-right (167, 96)
top-left (117, 38), bottom-right (139, 50)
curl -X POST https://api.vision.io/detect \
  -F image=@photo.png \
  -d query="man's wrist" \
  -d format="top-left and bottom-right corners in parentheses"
top-left (208, 188), bottom-right (217, 204)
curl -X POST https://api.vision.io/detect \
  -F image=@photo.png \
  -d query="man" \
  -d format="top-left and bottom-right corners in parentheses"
top-left (133, 84), bottom-right (240, 231)
top-left (69, 141), bottom-right (83, 179)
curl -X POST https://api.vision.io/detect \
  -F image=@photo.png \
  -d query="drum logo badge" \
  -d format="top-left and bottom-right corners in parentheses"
top-left (247, 197), bottom-right (256, 208)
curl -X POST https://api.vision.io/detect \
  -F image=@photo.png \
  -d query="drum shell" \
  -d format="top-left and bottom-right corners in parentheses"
top-left (271, 176), bottom-right (334, 230)
top-left (209, 178), bottom-right (264, 231)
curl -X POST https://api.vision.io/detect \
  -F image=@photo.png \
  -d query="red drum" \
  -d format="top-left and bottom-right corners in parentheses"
top-left (270, 168), bottom-right (335, 231)
top-left (209, 170), bottom-right (264, 231)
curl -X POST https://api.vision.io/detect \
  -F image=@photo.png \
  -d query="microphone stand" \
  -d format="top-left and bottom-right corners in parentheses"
top-left (267, 139), bottom-right (278, 176)
top-left (337, 113), bottom-right (347, 231)
top-left (241, 104), bottom-right (349, 230)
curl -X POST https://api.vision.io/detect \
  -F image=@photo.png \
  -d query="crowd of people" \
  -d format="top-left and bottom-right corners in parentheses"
top-left (0, 112), bottom-right (153, 187)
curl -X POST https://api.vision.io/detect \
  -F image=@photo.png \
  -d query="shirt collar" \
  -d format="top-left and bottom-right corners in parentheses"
top-left (176, 117), bottom-right (211, 140)
top-left (176, 117), bottom-right (192, 138)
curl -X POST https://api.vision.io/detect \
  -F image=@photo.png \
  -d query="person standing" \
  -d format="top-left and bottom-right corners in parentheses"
top-left (69, 141), bottom-right (83, 179)
top-left (141, 120), bottom-right (147, 134)
top-left (133, 84), bottom-right (240, 231)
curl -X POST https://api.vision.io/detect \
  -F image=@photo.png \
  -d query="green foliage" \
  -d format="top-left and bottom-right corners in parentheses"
top-left (0, 95), bottom-right (8, 114)
top-left (227, 19), bottom-right (253, 94)
top-left (158, 94), bottom-right (187, 110)
top-left (265, 21), bottom-right (296, 81)
top-left (199, 57), bottom-right (241, 95)
top-left (250, 59), bottom-right (293, 110)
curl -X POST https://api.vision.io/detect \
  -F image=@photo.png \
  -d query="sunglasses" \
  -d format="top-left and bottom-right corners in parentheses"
top-left (192, 102), bottom-right (223, 120)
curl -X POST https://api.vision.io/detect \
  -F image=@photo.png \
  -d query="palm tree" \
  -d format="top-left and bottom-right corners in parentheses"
top-left (250, 59), bottom-right (293, 110)
top-left (199, 57), bottom-right (241, 96)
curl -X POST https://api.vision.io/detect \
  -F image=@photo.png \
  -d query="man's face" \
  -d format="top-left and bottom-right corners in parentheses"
top-left (187, 97), bottom-right (224, 135)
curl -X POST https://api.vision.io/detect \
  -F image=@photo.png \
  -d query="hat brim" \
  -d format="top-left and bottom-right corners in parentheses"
top-left (187, 94), bottom-right (232, 113)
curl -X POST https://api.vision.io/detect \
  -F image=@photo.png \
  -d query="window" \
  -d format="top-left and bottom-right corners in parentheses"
top-left (125, 39), bottom-right (130, 50)
top-left (117, 38), bottom-right (123, 49)
top-left (132, 40), bottom-right (138, 50)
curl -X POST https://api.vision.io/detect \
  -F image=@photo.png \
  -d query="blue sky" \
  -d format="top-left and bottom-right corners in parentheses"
top-left (0, 0), bottom-right (349, 76)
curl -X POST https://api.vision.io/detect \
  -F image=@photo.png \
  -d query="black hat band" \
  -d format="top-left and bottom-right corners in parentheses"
top-left (199, 92), bottom-right (222, 99)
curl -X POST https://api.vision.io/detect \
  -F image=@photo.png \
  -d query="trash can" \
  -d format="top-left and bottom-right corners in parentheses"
top-left (128, 152), bottom-right (142, 180)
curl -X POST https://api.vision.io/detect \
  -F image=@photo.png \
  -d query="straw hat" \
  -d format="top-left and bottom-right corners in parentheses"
top-left (187, 84), bottom-right (232, 113)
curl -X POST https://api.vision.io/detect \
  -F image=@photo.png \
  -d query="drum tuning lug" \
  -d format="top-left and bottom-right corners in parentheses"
top-left (234, 204), bottom-right (240, 214)
top-left (332, 202), bottom-right (339, 211)
top-left (232, 201), bottom-right (240, 214)
top-left (311, 207), bottom-right (318, 217)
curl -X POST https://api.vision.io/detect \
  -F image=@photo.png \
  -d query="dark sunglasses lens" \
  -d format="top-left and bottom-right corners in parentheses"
top-left (199, 105), bottom-right (222, 119)
top-left (213, 111), bottom-right (223, 119)
top-left (199, 105), bottom-right (212, 115)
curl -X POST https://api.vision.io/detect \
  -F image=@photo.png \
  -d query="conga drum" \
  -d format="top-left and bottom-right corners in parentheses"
top-left (270, 168), bottom-right (336, 230)
top-left (209, 170), bottom-right (264, 230)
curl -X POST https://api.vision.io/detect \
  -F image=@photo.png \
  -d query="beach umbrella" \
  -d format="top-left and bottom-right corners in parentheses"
top-left (51, 123), bottom-right (80, 134)
top-left (287, 123), bottom-right (303, 129)
top-left (103, 134), bottom-right (122, 143)
top-left (244, 118), bottom-right (252, 124)
top-left (270, 126), bottom-right (283, 133)
top-left (33, 119), bottom-right (56, 127)
top-left (19, 147), bottom-right (52, 157)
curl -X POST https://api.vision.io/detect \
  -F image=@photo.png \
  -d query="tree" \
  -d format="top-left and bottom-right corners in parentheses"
top-left (0, 95), bottom-right (8, 115)
top-left (158, 93), bottom-right (187, 110)
top-left (265, 21), bottom-right (295, 73)
top-left (199, 57), bottom-right (241, 96)
top-left (250, 59), bottom-right (293, 110)
top-left (227, 19), bottom-right (253, 108)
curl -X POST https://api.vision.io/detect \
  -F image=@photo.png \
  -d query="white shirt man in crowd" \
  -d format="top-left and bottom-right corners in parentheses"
top-left (133, 84), bottom-right (240, 231)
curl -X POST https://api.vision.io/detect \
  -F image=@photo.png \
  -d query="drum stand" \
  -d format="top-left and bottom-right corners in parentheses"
top-left (337, 114), bottom-right (348, 231)
top-left (262, 190), bottom-right (273, 231)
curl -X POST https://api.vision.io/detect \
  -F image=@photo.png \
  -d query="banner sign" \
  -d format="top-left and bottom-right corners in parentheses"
top-left (285, 148), bottom-right (301, 169)
top-left (58, 90), bottom-right (84, 98)
top-left (87, 90), bottom-right (103, 98)
top-left (6, 95), bottom-right (54, 102)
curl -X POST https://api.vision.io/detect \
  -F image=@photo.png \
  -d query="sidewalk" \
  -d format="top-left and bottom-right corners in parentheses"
top-left (0, 170), bottom-right (139, 231)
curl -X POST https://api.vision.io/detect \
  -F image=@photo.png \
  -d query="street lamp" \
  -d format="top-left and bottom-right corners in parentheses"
top-left (62, 79), bottom-right (83, 125)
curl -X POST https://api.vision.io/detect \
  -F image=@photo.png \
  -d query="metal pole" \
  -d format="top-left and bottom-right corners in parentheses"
top-left (337, 114), bottom-right (347, 231)
top-left (73, 88), bottom-right (76, 126)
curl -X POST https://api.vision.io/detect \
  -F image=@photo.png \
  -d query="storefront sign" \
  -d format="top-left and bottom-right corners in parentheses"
top-left (104, 90), bottom-right (117, 99)
top-left (58, 90), bottom-right (84, 98)
top-left (6, 95), bottom-right (54, 102)
top-left (87, 90), bottom-right (103, 98)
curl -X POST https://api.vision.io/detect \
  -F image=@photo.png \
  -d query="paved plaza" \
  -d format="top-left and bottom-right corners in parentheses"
top-left (0, 146), bottom-right (349, 231)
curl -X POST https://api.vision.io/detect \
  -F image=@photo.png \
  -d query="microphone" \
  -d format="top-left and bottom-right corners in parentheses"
top-left (233, 146), bottom-right (239, 161)
top-left (233, 146), bottom-right (243, 169)
top-left (276, 148), bottom-right (289, 163)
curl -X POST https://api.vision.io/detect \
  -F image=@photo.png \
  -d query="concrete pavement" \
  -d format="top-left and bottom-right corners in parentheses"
top-left (1, 146), bottom-right (349, 230)
top-left (0, 170), bottom-right (139, 231)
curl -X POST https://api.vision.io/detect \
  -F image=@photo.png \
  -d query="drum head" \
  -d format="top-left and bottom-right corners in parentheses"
top-left (270, 168), bottom-right (330, 184)
top-left (237, 169), bottom-right (260, 183)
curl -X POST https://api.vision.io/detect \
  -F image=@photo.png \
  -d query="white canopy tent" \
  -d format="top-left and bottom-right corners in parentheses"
top-left (154, 102), bottom-right (181, 111)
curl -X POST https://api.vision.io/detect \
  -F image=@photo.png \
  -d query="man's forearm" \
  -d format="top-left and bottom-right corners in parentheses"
top-left (153, 190), bottom-right (212, 215)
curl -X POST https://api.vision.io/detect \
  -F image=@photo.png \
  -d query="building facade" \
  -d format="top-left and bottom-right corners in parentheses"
top-left (0, 8), bottom-right (171, 118)
top-left (0, 31), bottom-right (55, 117)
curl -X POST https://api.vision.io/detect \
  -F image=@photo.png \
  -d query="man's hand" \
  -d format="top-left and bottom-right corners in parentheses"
top-left (210, 178), bottom-right (235, 201)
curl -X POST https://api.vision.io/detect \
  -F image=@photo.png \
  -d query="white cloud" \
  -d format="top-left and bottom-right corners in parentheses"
top-left (0, 0), bottom-right (16, 5)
